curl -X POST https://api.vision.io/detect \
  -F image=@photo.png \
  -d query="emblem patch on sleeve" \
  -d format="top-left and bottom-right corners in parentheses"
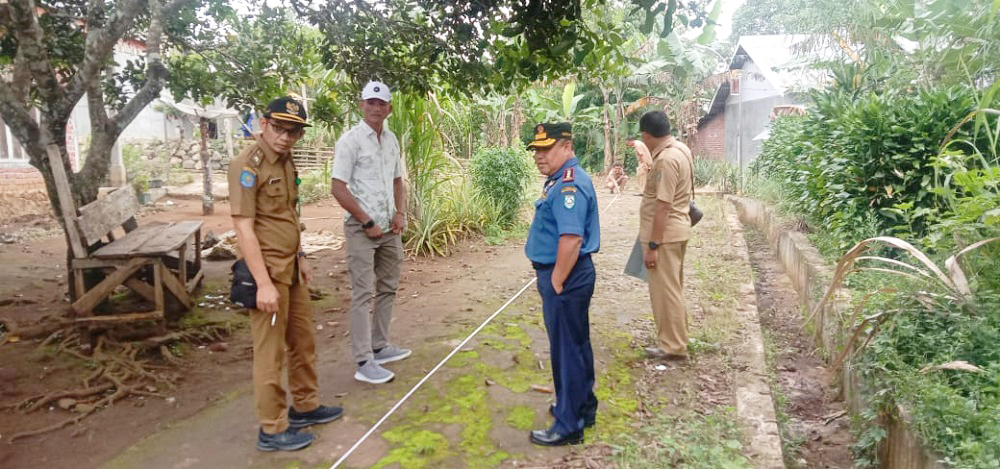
top-left (563, 194), bottom-right (576, 209)
top-left (240, 169), bottom-right (257, 188)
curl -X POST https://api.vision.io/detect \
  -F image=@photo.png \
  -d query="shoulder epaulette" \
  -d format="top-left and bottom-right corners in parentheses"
top-left (248, 148), bottom-right (264, 168)
top-left (562, 167), bottom-right (575, 183)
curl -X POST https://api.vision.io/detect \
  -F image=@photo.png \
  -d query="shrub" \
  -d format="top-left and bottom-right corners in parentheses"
top-left (693, 158), bottom-right (737, 192)
top-left (752, 87), bottom-right (986, 254)
top-left (469, 146), bottom-right (535, 228)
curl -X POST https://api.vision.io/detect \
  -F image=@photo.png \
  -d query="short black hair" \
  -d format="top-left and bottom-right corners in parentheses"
top-left (639, 111), bottom-right (671, 138)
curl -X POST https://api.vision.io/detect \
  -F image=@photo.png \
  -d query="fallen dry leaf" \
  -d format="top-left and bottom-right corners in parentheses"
top-left (920, 360), bottom-right (983, 373)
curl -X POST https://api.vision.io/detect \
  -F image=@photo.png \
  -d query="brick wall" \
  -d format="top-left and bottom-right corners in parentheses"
top-left (0, 166), bottom-right (51, 223)
top-left (689, 114), bottom-right (726, 161)
top-left (0, 165), bottom-right (47, 194)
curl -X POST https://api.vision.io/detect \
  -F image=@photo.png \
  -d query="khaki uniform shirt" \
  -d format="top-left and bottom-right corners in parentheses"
top-left (639, 136), bottom-right (692, 244)
top-left (228, 135), bottom-right (302, 285)
top-left (633, 141), bottom-right (652, 172)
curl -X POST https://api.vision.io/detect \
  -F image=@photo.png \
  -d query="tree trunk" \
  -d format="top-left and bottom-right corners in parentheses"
top-left (511, 95), bottom-right (525, 149)
top-left (614, 82), bottom-right (625, 162)
top-left (200, 117), bottom-right (213, 215)
top-left (601, 85), bottom-right (613, 174)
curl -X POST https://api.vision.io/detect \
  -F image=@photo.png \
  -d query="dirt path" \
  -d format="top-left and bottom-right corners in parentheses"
top-left (743, 227), bottom-right (854, 468)
top-left (0, 190), bottom-right (852, 468)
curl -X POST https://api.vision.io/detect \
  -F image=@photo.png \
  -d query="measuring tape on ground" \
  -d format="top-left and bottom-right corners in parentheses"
top-left (329, 191), bottom-right (622, 468)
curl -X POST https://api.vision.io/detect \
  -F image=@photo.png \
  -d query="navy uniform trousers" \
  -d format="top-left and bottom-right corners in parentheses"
top-left (534, 255), bottom-right (598, 434)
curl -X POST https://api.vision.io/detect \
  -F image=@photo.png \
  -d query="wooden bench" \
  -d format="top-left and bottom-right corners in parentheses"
top-left (48, 146), bottom-right (204, 324)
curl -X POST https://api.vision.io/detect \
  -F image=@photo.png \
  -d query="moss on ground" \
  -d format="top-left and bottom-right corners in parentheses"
top-left (373, 429), bottom-right (452, 469)
top-left (506, 405), bottom-right (536, 431)
top-left (371, 306), bottom-right (644, 466)
top-left (591, 328), bottom-right (641, 442)
top-left (371, 373), bottom-right (510, 468)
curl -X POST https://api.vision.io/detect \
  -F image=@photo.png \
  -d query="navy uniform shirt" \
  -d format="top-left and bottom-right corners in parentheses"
top-left (525, 157), bottom-right (601, 264)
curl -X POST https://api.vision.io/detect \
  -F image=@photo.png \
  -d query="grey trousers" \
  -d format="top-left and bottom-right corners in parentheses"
top-left (344, 219), bottom-right (403, 364)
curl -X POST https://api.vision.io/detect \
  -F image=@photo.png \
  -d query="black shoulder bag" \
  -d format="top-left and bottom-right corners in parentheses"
top-left (667, 141), bottom-right (703, 227)
top-left (230, 259), bottom-right (257, 309)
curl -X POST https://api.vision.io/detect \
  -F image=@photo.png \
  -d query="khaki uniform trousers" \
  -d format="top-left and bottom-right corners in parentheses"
top-left (648, 240), bottom-right (688, 356)
top-left (344, 219), bottom-right (403, 364)
top-left (250, 276), bottom-right (319, 434)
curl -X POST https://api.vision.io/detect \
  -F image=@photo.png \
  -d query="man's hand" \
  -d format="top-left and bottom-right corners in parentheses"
top-left (390, 211), bottom-right (407, 234)
top-left (256, 282), bottom-right (280, 314)
top-left (552, 278), bottom-right (564, 295)
top-left (299, 255), bottom-right (313, 284)
top-left (644, 246), bottom-right (659, 270)
top-left (364, 223), bottom-right (385, 239)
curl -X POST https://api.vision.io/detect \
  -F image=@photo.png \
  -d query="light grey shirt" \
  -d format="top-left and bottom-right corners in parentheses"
top-left (332, 120), bottom-right (404, 231)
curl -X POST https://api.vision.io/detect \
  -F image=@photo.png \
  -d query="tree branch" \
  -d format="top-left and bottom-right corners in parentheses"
top-left (64, 0), bottom-right (146, 109)
top-left (110, 0), bottom-right (168, 136)
top-left (8, 0), bottom-right (65, 118)
top-left (0, 78), bottom-right (41, 149)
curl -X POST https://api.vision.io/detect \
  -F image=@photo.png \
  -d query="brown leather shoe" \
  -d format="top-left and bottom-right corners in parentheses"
top-left (644, 347), bottom-right (689, 361)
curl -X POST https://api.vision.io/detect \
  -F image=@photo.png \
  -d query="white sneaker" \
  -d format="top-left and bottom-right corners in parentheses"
top-left (355, 361), bottom-right (394, 384)
top-left (373, 344), bottom-right (412, 365)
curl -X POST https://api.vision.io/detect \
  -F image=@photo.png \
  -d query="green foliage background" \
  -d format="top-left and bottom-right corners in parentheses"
top-left (748, 71), bottom-right (1000, 468)
top-left (751, 86), bottom-right (989, 255)
top-left (470, 147), bottom-right (536, 228)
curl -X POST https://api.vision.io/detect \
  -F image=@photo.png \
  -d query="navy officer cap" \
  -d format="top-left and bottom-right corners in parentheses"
top-left (527, 122), bottom-right (572, 149)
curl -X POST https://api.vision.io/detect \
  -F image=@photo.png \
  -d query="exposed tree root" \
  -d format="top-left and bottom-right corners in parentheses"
top-left (8, 383), bottom-right (116, 414)
top-left (0, 318), bottom-right (75, 341)
top-left (5, 322), bottom-right (231, 442)
top-left (9, 373), bottom-right (134, 442)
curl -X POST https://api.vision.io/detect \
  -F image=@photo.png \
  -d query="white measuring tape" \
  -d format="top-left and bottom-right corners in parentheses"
top-left (329, 191), bottom-right (622, 468)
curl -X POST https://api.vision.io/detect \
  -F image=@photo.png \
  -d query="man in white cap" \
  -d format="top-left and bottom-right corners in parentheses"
top-left (331, 81), bottom-right (411, 384)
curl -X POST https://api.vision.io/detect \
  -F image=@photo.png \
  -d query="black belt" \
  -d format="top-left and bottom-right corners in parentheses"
top-left (531, 254), bottom-right (590, 271)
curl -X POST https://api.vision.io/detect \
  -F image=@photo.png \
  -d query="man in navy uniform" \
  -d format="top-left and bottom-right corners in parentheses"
top-left (525, 122), bottom-right (601, 446)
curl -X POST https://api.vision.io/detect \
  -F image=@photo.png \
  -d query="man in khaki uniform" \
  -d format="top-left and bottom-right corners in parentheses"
top-left (229, 96), bottom-right (342, 452)
top-left (637, 111), bottom-right (693, 360)
top-left (627, 139), bottom-right (652, 196)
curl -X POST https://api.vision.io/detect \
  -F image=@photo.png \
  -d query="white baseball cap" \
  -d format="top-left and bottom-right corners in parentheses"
top-left (361, 81), bottom-right (391, 102)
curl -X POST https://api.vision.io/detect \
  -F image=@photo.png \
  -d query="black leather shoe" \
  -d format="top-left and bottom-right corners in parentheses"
top-left (530, 428), bottom-right (584, 446)
top-left (549, 404), bottom-right (596, 427)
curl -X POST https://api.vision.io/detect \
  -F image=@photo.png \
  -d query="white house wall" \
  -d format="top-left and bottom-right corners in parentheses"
top-left (724, 58), bottom-right (800, 169)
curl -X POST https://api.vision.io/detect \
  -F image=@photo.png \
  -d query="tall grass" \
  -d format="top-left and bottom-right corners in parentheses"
top-left (693, 158), bottom-right (737, 192)
top-left (388, 93), bottom-right (523, 256)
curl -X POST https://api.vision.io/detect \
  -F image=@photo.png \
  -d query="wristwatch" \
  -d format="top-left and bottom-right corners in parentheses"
top-left (648, 241), bottom-right (660, 250)
top-left (362, 219), bottom-right (375, 229)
